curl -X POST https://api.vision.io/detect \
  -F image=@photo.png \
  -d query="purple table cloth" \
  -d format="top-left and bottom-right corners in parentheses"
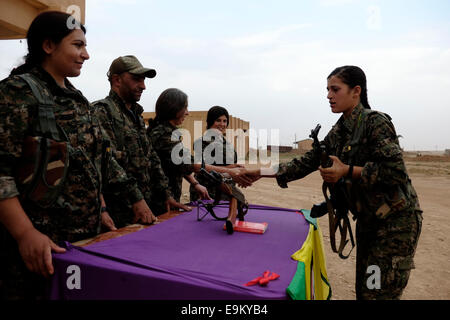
top-left (49, 204), bottom-right (310, 300)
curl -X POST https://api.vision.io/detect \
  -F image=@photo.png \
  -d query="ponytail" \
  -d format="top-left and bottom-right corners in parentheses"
top-left (9, 54), bottom-right (36, 76)
top-left (360, 87), bottom-right (371, 110)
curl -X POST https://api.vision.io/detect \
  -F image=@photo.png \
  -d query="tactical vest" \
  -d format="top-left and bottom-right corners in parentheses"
top-left (15, 73), bottom-right (69, 208)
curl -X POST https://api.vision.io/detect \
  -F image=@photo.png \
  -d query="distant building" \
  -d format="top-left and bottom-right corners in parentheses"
top-left (267, 145), bottom-right (293, 153)
top-left (295, 139), bottom-right (313, 153)
top-left (445, 149), bottom-right (450, 156)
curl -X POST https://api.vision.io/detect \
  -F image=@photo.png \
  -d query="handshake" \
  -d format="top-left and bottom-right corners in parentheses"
top-left (221, 166), bottom-right (276, 188)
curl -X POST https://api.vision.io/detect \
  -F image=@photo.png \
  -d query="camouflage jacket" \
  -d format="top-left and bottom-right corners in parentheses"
top-left (276, 103), bottom-right (421, 221)
top-left (92, 91), bottom-right (172, 204)
top-left (190, 131), bottom-right (237, 201)
top-left (147, 120), bottom-right (194, 203)
top-left (0, 67), bottom-right (142, 242)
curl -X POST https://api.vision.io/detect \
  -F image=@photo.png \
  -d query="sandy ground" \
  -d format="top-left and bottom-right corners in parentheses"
top-left (181, 155), bottom-right (450, 300)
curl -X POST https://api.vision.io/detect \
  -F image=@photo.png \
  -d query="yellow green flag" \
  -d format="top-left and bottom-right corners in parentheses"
top-left (287, 210), bottom-right (332, 300)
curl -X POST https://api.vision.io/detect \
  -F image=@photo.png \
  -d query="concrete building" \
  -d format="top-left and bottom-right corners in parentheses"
top-left (295, 139), bottom-right (313, 153)
top-left (267, 145), bottom-right (293, 153)
top-left (0, 0), bottom-right (85, 40)
top-left (143, 111), bottom-right (250, 159)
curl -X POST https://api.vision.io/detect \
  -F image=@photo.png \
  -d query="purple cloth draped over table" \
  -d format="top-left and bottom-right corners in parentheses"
top-left (49, 204), bottom-right (310, 300)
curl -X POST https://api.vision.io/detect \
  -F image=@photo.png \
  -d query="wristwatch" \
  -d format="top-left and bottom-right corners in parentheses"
top-left (100, 206), bottom-right (108, 213)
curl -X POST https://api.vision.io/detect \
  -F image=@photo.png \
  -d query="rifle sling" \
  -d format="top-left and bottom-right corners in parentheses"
top-left (17, 74), bottom-right (63, 141)
top-left (322, 182), bottom-right (355, 259)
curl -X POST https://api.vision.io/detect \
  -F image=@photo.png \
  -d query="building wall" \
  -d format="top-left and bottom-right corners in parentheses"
top-left (296, 139), bottom-right (313, 152)
top-left (0, 0), bottom-right (85, 39)
top-left (143, 111), bottom-right (250, 159)
top-left (267, 145), bottom-right (293, 153)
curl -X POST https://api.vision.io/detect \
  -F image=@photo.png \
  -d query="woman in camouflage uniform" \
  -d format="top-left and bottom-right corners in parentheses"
top-left (0, 11), bottom-right (145, 299)
top-left (147, 89), bottom-right (252, 215)
top-left (189, 106), bottom-right (241, 202)
top-left (245, 66), bottom-right (422, 300)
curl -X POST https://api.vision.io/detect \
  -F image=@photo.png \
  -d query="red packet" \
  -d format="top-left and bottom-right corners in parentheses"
top-left (223, 220), bottom-right (268, 234)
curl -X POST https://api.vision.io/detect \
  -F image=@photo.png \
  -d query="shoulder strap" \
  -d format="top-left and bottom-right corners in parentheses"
top-left (348, 109), bottom-right (373, 148)
top-left (346, 108), bottom-right (385, 163)
top-left (17, 73), bottom-right (66, 141)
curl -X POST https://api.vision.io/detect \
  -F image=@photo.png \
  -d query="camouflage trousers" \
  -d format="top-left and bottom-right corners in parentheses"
top-left (0, 226), bottom-right (47, 300)
top-left (355, 209), bottom-right (423, 300)
top-left (1, 221), bottom-right (96, 300)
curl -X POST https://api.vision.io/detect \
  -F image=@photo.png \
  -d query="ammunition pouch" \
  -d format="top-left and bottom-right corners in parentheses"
top-left (16, 135), bottom-right (69, 208)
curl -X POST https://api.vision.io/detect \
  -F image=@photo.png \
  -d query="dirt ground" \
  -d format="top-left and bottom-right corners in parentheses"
top-left (181, 154), bottom-right (450, 300)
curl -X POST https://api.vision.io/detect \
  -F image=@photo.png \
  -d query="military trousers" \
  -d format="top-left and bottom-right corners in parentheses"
top-left (0, 226), bottom-right (47, 300)
top-left (355, 209), bottom-right (422, 300)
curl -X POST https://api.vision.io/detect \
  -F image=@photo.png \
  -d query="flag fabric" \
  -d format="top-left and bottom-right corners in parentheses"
top-left (287, 209), bottom-right (332, 300)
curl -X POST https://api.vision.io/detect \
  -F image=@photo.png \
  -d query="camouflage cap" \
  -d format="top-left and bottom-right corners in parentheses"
top-left (108, 55), bottom-right (156, 79)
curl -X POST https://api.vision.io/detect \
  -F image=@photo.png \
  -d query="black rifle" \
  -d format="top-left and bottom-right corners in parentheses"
top-left (309, 124), bottom-right (355, 259)
top-left (196, 168), bottom-right (248, 234)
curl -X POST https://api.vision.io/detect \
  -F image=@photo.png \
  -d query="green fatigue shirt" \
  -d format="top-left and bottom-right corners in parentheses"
top-left (189, 132), bottom-right (237, 201)
top-left (92, 91), bottom-right (172, 224)
top-left (147, 120), bottom-right (194, 213)
top-left (276, 103), bottom-right (422, 225)
top-left (0, 67), bottom-right (142, 243)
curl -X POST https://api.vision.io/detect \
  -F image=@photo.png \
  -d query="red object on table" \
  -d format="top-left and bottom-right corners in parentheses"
top-left (245, 270), bottom-right (280, 287)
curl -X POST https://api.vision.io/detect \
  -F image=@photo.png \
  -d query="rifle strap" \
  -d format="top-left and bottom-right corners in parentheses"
top-left (322, 182), bottom-right (355, 259)
top-left (323, 182), bottom-right (337, 253)
top-left (337, 213), bottom-right (355, 259)
top-left (17, 74), bottom-right (65, 141)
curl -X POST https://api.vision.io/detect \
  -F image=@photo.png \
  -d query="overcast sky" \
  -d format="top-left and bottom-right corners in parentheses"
top-left (1, 0), bottom-right (449, 150)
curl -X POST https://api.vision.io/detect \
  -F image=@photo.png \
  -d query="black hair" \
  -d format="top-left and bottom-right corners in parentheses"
top-left (328, 65), bottom-right (371, 109)
top-left (10, 11), bottom-right (86, 76)
top-left (151, 88), bottom-right (188, 126)
top-left (206, 106), bottom-right (229, 129)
